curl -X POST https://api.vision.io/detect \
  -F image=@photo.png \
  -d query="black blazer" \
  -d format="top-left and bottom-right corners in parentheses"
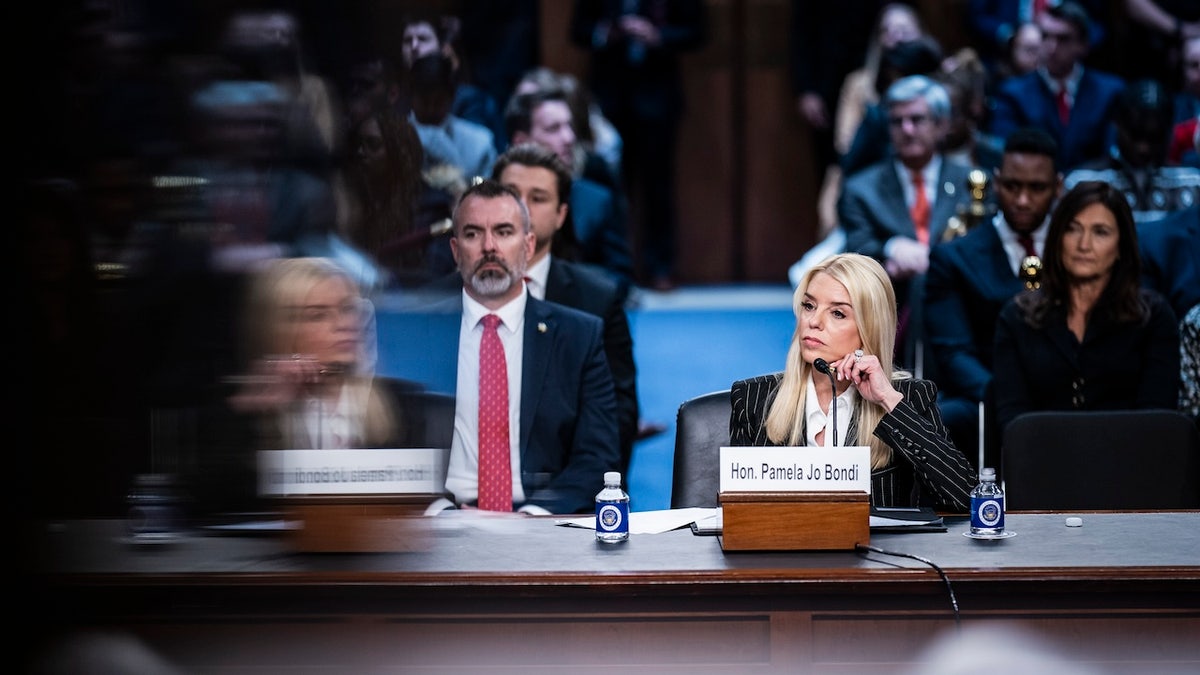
top-left (925, 222), bottom-right (1025, 402)
top-left (729, 374), bottom-right (976, 511)
top-left (993, 289), bottom-right (1182, 433)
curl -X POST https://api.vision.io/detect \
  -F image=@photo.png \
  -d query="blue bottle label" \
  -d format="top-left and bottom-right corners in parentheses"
top-left (596, 501), bottom-right (630, 534)
top-left (971, 496), bottom-right (1005, 529)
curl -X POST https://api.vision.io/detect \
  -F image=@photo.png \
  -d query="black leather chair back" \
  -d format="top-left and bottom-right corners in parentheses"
top-left (1002, 409), bottom-right (1200, 510)
top-left (671, 390), bottom-right (732, 508)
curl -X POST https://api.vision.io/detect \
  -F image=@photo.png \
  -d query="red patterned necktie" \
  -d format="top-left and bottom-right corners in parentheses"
top-left (1056, 86), bottom-right (1070, 126)
top-left (910, 170), bottom-right (930, 245)
top-left (477, 314), bottom-right (513, 511)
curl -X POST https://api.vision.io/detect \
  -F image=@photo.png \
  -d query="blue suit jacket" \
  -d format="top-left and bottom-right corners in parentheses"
top-left (1138, 204), bottom-right (1200, 318)
top-left (925, 223), bottom-right (1025, 402)
top-left (416, 290), bottom-right (621, 514)
top-left (989, 68), bottom-right (1125, 171)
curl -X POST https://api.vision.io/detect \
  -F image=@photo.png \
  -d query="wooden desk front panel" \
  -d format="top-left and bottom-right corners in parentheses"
top-left (25, 513), bottom-right (1200, 673)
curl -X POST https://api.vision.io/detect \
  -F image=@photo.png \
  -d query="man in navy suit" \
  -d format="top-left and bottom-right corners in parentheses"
top-left (428, 179), bottom-right (620, 515)
top-left (840, 74), bottom-right (974, 374)
top-left (492, 142), bottom-right (640, 473)
top-left (925, 128), bottom-right (1062, 470)
top-left (988, 2), bottom-right (1125, 172)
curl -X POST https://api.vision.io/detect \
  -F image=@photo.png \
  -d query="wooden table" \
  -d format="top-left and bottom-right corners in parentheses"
top-left (22, 512), bottom-right (1200, 673)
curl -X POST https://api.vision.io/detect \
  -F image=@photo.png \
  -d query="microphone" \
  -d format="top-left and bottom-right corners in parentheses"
top-left (813, 358), bottom-right (838, 446)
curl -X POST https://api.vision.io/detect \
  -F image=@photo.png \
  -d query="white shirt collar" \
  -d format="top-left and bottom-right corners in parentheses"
top-left (462, 284), bottom-right (528, 334)
top-left (804, 371), bottom-right (858, 447)
top-left (992, 211), bottom-right (1050, 275)
top-left (525, 254), bottom-right (551, 301)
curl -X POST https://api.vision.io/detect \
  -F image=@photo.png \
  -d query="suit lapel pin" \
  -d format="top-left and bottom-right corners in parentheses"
top-left (537, 322), bottom-right (547, 333)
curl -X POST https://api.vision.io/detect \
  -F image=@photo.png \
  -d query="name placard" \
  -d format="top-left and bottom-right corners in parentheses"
top-left (719, 446), bottom-right (870, 493)
top-left (258, 448), bottom-right (449, 496)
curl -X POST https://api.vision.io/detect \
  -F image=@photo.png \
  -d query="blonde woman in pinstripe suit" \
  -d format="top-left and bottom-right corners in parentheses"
top-left (730, 253), bottom-right (976, 511)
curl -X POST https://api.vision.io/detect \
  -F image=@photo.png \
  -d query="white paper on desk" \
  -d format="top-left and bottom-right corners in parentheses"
top-left (556, 507), bottom-right (719, 534)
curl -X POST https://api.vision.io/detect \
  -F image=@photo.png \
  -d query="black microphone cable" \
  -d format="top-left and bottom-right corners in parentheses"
top-left (813, 358), bottom-right (838, 446)
top-left (855, 543), bottom-right (961, 634)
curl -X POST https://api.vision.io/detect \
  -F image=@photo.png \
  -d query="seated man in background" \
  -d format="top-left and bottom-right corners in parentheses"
top-left (987, 1), bottom-right (1125, 172)
top-left (505, 89), bottom-right (633, 299)
top-left (925, 128), bottom-right (1062, 470)
top-left (840, 74), bottom-right (974, 376)
top-left (491, 143), bottom-right (639, 473)
top-left (427, 180), bottom-right (620, 515)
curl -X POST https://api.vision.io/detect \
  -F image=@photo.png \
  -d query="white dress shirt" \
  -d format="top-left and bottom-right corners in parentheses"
top-left (445, 288), bottom-right (527, 506)
top-left (804, 372), bottom-right (858, 447)
top-left (524, 254), bottom-right (551, 301)
top-left (992, 212), bottom-right (1049, 276)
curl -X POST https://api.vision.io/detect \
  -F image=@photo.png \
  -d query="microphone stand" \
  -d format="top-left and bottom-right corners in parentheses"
top-left (813, 359), bottom-right (838, 446)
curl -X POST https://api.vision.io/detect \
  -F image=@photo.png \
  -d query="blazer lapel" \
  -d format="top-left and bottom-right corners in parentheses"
top-left (930, 162), bottom-right (965, 243)
top-left (882, 166), bottom-right (914, 238)
top-left (519, 297), bottom-right (552, 455)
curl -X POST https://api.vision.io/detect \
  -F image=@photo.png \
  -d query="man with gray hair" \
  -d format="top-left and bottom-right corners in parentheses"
top-left (839, 74), bottom-right (973, 375)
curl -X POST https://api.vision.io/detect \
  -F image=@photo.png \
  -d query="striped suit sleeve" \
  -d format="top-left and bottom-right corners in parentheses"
top-left (872, 379), bottom-right (977, 511)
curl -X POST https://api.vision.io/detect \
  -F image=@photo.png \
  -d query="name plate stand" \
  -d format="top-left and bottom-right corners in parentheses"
top-left (718, 447), bottom-right (871, 551)
top-left (282, 495), bottom-right (436, 553)
top-left (259, 448), bottom-right (448, 553)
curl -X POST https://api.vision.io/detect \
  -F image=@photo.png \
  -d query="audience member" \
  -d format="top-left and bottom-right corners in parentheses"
top-left (834, 3), bottom-right (927, 164)
top-left (426, 180), bottom-right (620, 515)
top-left (992, 181), bottom-right (1180, 433)
top-left (342, 104), bottom-right (454, 287)
top-left (407, 53), bottom-right (497, 188)
top-left (789, 0), bottom-right (883, 234)
top-left (505, 89), bottom-right (634, 298)
top-left (1065, 79), bottom-right (1200, 223)
top-left (841, 36), bottom-right (947, 177)
top-left (217, 7), bottom-right (342, 170)
top-left (193, 257), bottom-right (424, 515)
top-left (1138, 203), bottom-right (1200, 318)
top-left (397, 11), bottom-right (506, 150)
top-left (937, 48), bottom-right (1005, 172)
top-left (925, 128), bottom-right (1062, 470)
top-left (457, 1), bottom-right (542, 127)
top-left (988, 2), bottom-right (1126, 172)
top-left (1175, 36), bottom-right (1200, 124)
top-left (729, 253), bottom-right (976, 511)
top-left (1121, 0), bottom-right (1200, 89)
top-left (513, 66), bottom-right (624, 192)
top-left (840, 75), bottom-right (974, 374)
top-left (570, 0), bottom-right (707, 291)
top-left (966, 0), bottom-right (1109, 71)
top-left (491, 143), bottom-right (640, 472)
top-left (990, 20), bottom-right (1042, 87)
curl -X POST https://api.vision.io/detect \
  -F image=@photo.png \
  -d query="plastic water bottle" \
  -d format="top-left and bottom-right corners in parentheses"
top-left (595, 471), bottom-right (630, 543)
top-left (970, 467), bottom-right (1005, 536)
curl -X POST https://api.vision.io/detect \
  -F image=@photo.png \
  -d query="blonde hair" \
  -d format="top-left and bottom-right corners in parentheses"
top-left (242, 257), bottom-right (398, 447)
top-left (764, 253), bottom-right (908, 469)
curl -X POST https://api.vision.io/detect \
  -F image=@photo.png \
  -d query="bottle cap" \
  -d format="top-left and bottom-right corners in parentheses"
top-left (980, 467), bottom-right (996, 480)
top-left (604, 471), bottom-right (621, 484)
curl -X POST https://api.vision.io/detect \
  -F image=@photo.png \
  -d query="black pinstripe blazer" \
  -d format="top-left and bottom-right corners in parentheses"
top-left (729, 373), bottom-right (976, 512)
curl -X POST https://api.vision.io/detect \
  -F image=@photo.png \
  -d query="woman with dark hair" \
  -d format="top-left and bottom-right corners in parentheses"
top-left (992, 181), bottom-right (1180, 432)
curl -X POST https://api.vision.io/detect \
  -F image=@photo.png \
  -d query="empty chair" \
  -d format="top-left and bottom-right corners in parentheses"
top-left (1001, 410), bottom-right (1200, 510)
top-left (671, 389), bottom-right (731, 508)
